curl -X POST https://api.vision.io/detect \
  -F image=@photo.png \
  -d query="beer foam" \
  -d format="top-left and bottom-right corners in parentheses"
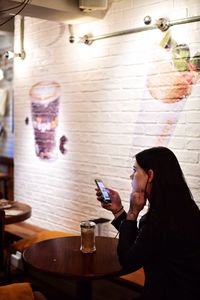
top-left (30, 81), bottom-right (61, 103)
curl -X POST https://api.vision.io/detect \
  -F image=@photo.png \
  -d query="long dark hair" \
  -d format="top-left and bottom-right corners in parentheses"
top-left (136, 147), bottom-right (200, 234)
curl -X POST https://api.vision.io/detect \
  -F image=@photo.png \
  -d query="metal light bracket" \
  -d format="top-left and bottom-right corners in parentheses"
top-left (155, 18), bottom-right (170, 32)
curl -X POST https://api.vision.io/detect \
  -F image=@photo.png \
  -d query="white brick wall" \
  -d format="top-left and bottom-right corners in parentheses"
top-left (14, 0), bottom-right (200, 236)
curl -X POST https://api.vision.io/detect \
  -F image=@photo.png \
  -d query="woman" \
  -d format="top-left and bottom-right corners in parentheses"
top-left (96, 147), bottom-right (200, 300)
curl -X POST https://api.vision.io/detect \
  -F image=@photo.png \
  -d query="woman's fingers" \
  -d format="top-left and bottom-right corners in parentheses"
top-left (130, 191), bottom-right (146, 214)
top-left (96, 187), bottom-right (122, 213)
top-left (96, 188), bottom-right (111, 209)
top-left (96, 188), bottom-right (104, 202)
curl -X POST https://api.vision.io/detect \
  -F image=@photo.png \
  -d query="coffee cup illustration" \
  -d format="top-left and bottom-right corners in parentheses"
top-left (30, 81), bottom-right (61, 160)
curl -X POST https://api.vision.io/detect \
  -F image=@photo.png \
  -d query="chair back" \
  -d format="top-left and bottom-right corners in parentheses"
top-left (0, 209), bottom-right (5, 272)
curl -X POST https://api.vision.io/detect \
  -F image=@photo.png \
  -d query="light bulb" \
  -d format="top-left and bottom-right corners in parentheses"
top-left (4, 51), bottom-right (14, 60)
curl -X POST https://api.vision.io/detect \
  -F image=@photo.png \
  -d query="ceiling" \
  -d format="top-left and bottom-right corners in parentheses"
top-left (0, 0), bottom-right (109, 31)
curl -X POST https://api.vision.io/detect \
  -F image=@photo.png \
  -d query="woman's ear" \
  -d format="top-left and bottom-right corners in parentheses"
top-left (147, 169), bottom-right (154, 183)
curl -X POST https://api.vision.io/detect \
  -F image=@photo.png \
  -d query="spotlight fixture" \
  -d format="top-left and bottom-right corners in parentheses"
top-left (68, 24), bottom-right (75, 43)
top-left (4, 50), bottom-right (26, 60)
top-left (155, 17), bottom-right (170, 32)
top-left (4, 16), bottom-right (26, 60)
top-left (144, 16), bottom-right (152, 25)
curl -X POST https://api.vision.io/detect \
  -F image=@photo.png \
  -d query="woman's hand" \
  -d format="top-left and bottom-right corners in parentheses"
top-left (127, 191), bottom-right (146, 220)
top-left (96, 188), bottom-right (123, 215)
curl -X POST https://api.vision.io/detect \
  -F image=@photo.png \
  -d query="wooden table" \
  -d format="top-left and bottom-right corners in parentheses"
top-left (4, 201), bottom-right (32, 224)
top-left (23, 236), bottom-right (125, 300)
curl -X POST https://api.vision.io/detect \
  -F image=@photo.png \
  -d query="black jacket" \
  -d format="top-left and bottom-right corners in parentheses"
top-left (112, 211), bottom-right (200, 300)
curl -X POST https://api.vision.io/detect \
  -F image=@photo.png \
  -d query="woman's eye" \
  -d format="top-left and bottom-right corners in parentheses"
top-left (132, 167), bottom-right (137, 174)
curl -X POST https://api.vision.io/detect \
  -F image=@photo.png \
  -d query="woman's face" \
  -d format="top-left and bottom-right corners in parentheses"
top-left (130, 161), bottom-right (149, 194)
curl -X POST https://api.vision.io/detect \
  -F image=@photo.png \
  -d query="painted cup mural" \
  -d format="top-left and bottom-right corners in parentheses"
top-left (132, 31), bottom-right (200, 149)
top-left (30, 81), bottom-right (61, 160)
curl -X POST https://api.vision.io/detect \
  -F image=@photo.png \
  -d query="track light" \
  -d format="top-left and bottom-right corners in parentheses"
top-left (4, 50), bottom-right (26, 60)
top-left (4, 16), bottom-right (26, 60)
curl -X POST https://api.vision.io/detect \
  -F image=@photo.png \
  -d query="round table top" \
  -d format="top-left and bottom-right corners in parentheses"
top-left (4, 201), bottom-right (32, 224)
top-left (23, 236), bottom-right (124, 280)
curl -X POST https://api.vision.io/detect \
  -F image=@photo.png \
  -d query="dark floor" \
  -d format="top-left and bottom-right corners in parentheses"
top-left (93, 279), bottom-right (141, 300)
top-left (36, 277), bottom-right (141, 300)
top-left (8, 268), bottom-right (142, 300)
top-left (32, 278), bottom-right (141, 300)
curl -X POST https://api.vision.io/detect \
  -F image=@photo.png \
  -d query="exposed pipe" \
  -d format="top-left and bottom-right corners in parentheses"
top-left (80, 24), bottom-right (157, 45)
top-left (170, 15), bottom-right (200, 26)
top-left (80, 15), bottom-right (200, 45)
top-left (20, 16), bottom-right (26, 59)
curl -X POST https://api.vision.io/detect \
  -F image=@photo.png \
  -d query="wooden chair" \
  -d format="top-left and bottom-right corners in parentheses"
top-left (1, 214), bottom-right (47, 299)
top-left (0, 282), bottom-right (47, 300)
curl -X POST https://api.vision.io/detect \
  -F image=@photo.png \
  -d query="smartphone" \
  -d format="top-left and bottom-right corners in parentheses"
top-left (95, 179), bottom-right (111, 203)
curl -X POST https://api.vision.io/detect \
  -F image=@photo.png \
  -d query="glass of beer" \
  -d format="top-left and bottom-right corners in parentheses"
top-left (80, 221), bottom-right (96, 254)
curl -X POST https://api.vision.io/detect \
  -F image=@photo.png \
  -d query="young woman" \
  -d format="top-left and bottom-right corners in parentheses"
top-left (96, 147), bottom-right (200, 300)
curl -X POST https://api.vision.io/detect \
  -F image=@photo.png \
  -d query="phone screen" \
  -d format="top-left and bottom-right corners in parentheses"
top-left (95, 179), bottom-right (111, 203)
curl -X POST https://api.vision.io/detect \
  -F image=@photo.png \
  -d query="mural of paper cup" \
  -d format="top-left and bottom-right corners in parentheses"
top-left (30, 81), bottom-right (61, 160)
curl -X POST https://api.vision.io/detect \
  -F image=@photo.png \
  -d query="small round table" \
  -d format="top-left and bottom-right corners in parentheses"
top-left (23, 236), bottom-right (124, 300)
top-left (4, 201), bottom-right (32, 224)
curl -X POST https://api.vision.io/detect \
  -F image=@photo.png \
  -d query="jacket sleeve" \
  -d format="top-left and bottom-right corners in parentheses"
top-left (111, 211), bottom-right (127, 231)
top-left (117, 214), bottom-right (161, 272)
